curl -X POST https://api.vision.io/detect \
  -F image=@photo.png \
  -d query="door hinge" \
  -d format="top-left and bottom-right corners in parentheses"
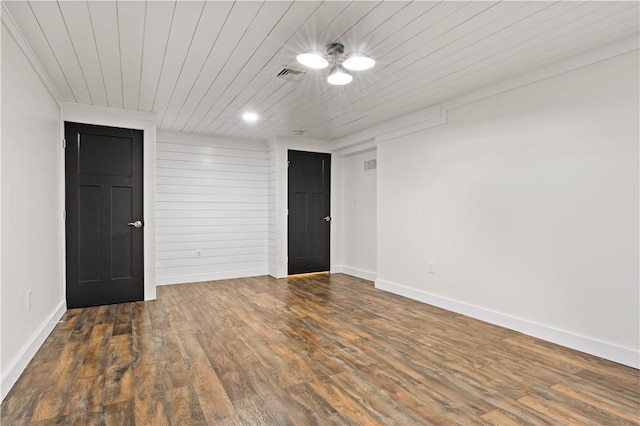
top-left (63, 210), bottom-right (66, 221)
top-left (287, 160), bottom-right (290, 167)
top-left (62, 138), bottom-right (66, 149)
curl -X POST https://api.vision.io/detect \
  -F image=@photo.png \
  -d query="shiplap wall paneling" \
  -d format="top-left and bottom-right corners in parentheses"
top-left (151, 2), bottom-right (206, 119)
top-left (236, 1), bottom-right (487, 138)
top-left (170, 1), bottom-right (264, 132)
top-left (158, 1), bottom-right (234, 128)
top-left (116, 1), bottom-right (145, 111)
top-left (232, 2), bottom-right (637, 140)
top-left (137, 1), bottom-right (175, 112)
top-left (192, 1), bottom-right (297, 135)
top-left (156, 133), bottom-right (269, 285)
top-left (25, 1), bottom-right (92, 104)
top-left (86, 1), bottom-right (123, 108)
top-left (328, 1), bottom-right (637, 132)
top-left (211, 1), bottom-right (353, 136)
top-left (201, 0), bottom-right (435, 136)
top-left (6, 0), bottom-right (637, 141)
top-left (303, 2), bottom-right (638, 137)
top-left (254, 1), bottom-right (542, 135)
top-left (56, 1), bottom-right (108, 106)
top-left (4, 1), bottom-right (76, 100)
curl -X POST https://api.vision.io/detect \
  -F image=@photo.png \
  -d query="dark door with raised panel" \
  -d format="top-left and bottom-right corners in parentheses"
top-left (288, 150), bottom-right (331, 275)
top-left (65, 122), bottom-right (144, 308)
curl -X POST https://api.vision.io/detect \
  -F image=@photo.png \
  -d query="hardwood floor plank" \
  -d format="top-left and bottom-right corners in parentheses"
top-left (517, 394), bottom-right (601, 425)
top-left (63, 375), bottom-right (104, 417)
top-left (306, 373), bottom-right (385, 425)
top-left (196, 334), bottom-right (258, 402)
top-left (102, 363), bottom-right (134, 406)
top-left (94, 304), bottom-right (117, 326)
top-left (481, 408), bottom-right (545, 426)
top-left (1, 274), bottom-right (638, 425)
top-left (557, 374), bottom-right (640, 417)
top-left (576, 368), bottom-right (640, 399)
top-left (503, 336), bottom-right (594, 375)
top-left (31, 338), bottom-right (90, 423)
top-left (172, 333), bottom-right (241, 425)
top-left (284, 381), bottom-right (352, 425)
top-left (233, 396), bottom-right (281, 426)
top-left (552, 382), bottom-right (640, 424)
top-left (103, 399), bottom-right (134, 426)
top-left (68, 307), bottom-right (99, 343)
top-left (113, 303), bottom-right (133, 336)
top-left (81, 324), bottom-right (112, 379)
top-left (329, 370), bottom-right (423, 424)
top-left (392, 390), bottom-right (459, 425)
top-left (147, 300), bottom-right (171, 331)
top-left (236, 360), bottom-right (309, 425)
top-left (133, 362), bottom-right (169, 426)
top-left (165, 385), bottom-right (207, 426)
top-left (63, 410), bottom-right (103, 426)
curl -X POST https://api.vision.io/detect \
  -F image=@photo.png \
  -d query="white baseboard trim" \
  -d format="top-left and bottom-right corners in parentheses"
top-left (332, 265), bottom-right (376, 281)
top-left (1, 301), bottom-right (66, 401)
top-left (375, 279), bottom-right (639, 369)
top-left (156, 268), bottom-right (268, 285)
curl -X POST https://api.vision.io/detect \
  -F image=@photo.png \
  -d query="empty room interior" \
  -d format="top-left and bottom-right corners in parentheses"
top-left (1, 0), bottom-right (639, 424)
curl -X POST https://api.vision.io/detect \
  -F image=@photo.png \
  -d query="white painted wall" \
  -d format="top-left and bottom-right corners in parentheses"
top-left (0, 20), bottom-right (3, 402)
top-left (376, 51), bottom-right (639, 367)
top-left (1, 24), bottom-right (65, 399)
top-left (62, 102), bottom-right (157, 301)
top-left (339, 150), bottom-right (377, 281)
top-left (267, 138), bottom-right (278, 277)
top-left (156, 131), bottom-right (269, 284)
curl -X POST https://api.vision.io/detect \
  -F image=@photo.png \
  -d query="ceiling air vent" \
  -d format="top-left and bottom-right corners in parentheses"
top-left (364, 159), bottom-right (377, 172)
top-left (275, 67), bottom-right (306, 83)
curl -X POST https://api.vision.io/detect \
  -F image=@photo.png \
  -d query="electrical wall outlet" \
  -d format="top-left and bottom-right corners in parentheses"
top-left (427, 261), bottom-right (435, 274)
top-left (196, 250), bottom-right (202, 258)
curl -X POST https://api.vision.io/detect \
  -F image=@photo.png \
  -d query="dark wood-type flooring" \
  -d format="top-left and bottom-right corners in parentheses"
top-left (2, 273), bottom-right (639, 425)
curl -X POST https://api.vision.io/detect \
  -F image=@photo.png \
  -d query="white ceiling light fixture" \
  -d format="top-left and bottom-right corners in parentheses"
top-left (343, 53), bottom-right (376, 71)
top-left (327, 65), bottom-right (352, 85)
top-left (296, 42), bottom-right (374, 86)
top-left (296, 52), bottom-right (328, 69)
top-left (242, 112), bottom-right (259, 123)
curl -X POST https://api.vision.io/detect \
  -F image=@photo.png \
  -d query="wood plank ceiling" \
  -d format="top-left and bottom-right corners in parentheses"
top-left (4, 1), bottom-right (639, 141)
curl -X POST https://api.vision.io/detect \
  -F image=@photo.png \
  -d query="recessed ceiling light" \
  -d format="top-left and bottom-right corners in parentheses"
top-left (327, 65), bottom-right (352, 86)
top-left (296, 52), bottom-right (328, 69)
top-left (242, 112), bottom-right (259, 123)
top-left (343, 53), bottom-right (375, 71)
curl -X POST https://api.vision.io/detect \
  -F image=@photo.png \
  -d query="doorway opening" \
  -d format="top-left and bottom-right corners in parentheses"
top-left (65, 122), bottom-right (144, 308)
top-left (287, 150), bottom-right (331, 275)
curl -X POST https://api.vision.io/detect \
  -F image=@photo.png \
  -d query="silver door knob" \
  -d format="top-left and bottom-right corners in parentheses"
top-left (323, 216), bottom-right (332, 222)
top-left (127, 220), bottom-right (143, 228)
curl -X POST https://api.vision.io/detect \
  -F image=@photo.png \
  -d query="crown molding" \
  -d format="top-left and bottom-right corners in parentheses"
top-left (442, 35), bottom-right (639, 113)
top-left (375, 108), bottom-right (447, 145)
top-left (330, 104), bottom-right (442, 151)
top-left (333, 137), bottom-right (376, 157)
top-left (157, 128), bottom-right (266, 146)
top-left (331, 35), bottom-right (639, 152)
top-left (1, 3), bottom-right (63, 107)
top-left (62, 102), bottom-right (157, 125)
